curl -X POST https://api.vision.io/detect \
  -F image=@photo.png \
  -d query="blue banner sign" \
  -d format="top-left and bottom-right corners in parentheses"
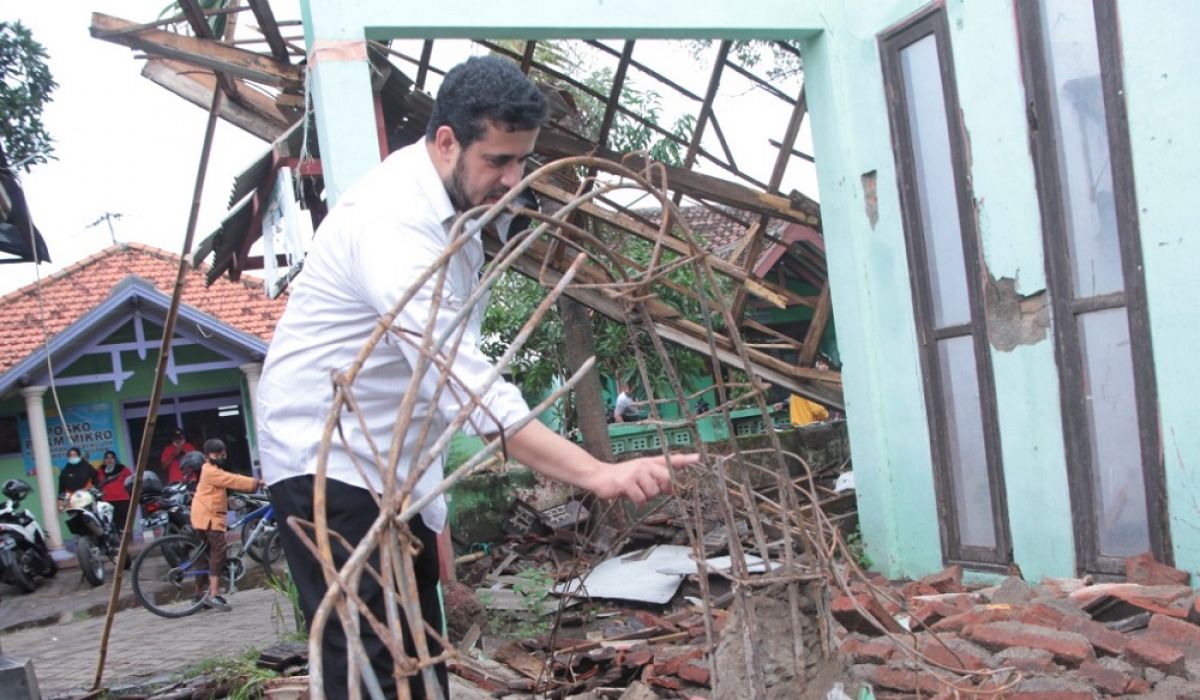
top-left (19, 402), bottom-right (118, 475)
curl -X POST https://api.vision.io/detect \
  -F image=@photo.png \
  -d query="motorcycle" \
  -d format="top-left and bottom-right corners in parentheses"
top-left (0, 479), bottom-right (58, 593)
top-left (126, 471), bottom-right (192, 542)
top-left (63, 487), bottom-right (123, 587)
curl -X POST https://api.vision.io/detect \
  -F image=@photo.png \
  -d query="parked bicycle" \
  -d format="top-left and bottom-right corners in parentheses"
top-left (131, 491), bottom-right (282, 618)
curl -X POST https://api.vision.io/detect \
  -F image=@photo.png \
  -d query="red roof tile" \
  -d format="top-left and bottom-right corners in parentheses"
top-left (0, 243), bottom-right (286, 375)
top-left (633, 204), bottom-right (792, 263)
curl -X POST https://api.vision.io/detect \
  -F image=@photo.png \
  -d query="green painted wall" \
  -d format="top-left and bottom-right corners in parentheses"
top-left (946, 0), bottom-right (1075, 581)
top-left (1117, 0), bottom-right (1200, 573)
top-left (801, 1), bottom-right (945, 579)
top-left (802, 0), bottom-right (1198, 579)
top-left (300, 0), bottom-right (1200, 582)
top-left (0, 353), bottom-right (251, 539)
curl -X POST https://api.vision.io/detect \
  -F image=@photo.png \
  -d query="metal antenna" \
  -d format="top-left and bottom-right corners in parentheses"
top-left (86, 211), bottom-right (123, 245)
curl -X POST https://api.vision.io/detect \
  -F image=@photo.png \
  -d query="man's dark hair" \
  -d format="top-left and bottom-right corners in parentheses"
top-left (425, 56), bottom-right (548, 148)
top-left (203, 438), bottom-right (226, 455)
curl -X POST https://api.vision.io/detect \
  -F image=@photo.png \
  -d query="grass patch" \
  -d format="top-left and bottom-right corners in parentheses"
top-left (172, 647), bottom-right (278, 699)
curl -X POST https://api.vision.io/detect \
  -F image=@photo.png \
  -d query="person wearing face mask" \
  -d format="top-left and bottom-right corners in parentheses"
top-left (190, 438), bottom-right (263, 611)
top-left (57, 446), bottom-right (98, 502)
top-left (160, 428), bottom-right (196, 484)
top-left (97, 450), bottom-right (133, 533)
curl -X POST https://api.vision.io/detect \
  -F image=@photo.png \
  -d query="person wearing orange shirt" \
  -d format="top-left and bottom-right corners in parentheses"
top-left (190, 438), bottom-right (262, 611)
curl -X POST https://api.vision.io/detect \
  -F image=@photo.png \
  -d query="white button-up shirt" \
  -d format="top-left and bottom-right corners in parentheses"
top-left (256, 141), bottom-right (531, 532)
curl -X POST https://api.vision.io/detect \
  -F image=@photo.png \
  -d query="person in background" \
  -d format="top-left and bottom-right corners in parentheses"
top-left (97, 450), bottom-right (133, 532)
top-left (57, 446), bottom-right (97, 500)
top-left (785, 394), bottom-right (830, 426)
top-left (190, 438), bottom-right (262, 612)
top-left (613, 382), bottom-right (643, 423)
top-left (160, 428), bottom-right (196, 484)
top-left (179, 450), bottom-right (206, 493)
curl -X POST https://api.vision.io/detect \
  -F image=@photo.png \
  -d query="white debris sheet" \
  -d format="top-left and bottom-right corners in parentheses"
top-left (554, 545), bottom-right (694, 604)
top-left (554, 545), bottom-right (783, 604)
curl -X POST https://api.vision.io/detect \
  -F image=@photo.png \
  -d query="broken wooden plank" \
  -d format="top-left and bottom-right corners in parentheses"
top-left (799, 281), bottom-right (833, 366)
top-left (177, 0), bottom-right (241, 99)
top-left (141, 57), bottom-right (295, 141)
top-left (743, 318), bottom-right (811, 351)
top-left (91, 12), bottom-right (303, 89)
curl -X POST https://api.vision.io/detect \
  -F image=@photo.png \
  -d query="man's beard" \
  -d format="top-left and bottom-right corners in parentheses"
top-left (446, 155), bottom-right (504, 212)
top-left (446, 156), bottom-right (472, 212)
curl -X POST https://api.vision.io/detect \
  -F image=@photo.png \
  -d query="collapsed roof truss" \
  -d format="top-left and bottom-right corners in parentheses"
top-left (90, 2), bottom-right (839, 403)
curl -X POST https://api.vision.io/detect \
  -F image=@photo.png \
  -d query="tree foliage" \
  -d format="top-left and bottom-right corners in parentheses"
top-left (689, 40), bottom-right (804, 82)
top-left (0, 21), bottom-right (57, 172)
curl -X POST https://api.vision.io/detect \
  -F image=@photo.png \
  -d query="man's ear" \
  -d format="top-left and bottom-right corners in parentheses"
top-left (433, 125), bottom-right (459, 162)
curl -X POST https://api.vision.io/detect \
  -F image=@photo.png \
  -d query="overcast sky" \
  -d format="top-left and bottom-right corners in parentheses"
top-left (3, 1), bottom-right (816, 295)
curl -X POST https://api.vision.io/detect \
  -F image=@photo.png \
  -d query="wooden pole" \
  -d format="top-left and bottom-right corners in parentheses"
top-left (91, 6), bottom-right (237, 692)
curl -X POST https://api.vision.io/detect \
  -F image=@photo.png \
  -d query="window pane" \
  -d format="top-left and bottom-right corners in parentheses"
top-left (1041, 0), bottom-right (1124, 298)
top-left (936, 335), bottom-right (996, 549)
top-left (1078, 308), bottom-right (1149, 558)
top-left (901, 35), bottom-right (971, 328)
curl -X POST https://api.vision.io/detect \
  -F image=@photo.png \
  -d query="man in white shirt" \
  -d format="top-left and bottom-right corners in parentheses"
top-left (257, 56), bottom-right (697, 700)
top-left (613, 382), bottom-right (642, 422)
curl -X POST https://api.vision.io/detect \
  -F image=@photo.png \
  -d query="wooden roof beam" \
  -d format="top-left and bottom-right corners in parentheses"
top-left (141, 58), bottom-right (294, 141)
top-left (733, 84), bottom-right (810, 321)
top-left (246, 0), bottom-right (290, 63)
top-left (674, 40), bottom-right (729, 208)
top-left (593, 41), bottom-right (635, 152)
top-left (476, 39), bottom-right (758, 190)
top-left (91, 12), bottom-right (303, 89)
top-left (486, 236), bottom-right (843, 408)
top-left (799, 282), bottom-right (832, 366)
top-left (177, 0), bottom-right (240, 99)
top-left (530, 180), bottom-right (806, 309)
top-left (535, 129), bottom-right (820, 229)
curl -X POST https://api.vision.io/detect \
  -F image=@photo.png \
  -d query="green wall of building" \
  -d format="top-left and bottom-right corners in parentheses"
top-left (291, 0), bottom-right (1199, 582)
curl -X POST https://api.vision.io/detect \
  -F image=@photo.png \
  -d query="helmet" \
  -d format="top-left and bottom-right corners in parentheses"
top-left (180, 451), bottom-right (206, 478)
top-left (68, 490), bottom-right (96, 509)
top-left (2, 479), bottom-right (32, 502)
top-left (127, 471), bottom-right (163, 496)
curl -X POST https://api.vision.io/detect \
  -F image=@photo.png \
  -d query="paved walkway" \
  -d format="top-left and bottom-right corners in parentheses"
top-left (1, 587), bottom-right (294, 695)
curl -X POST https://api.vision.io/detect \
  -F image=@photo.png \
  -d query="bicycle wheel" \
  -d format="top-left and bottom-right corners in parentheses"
top-left (132, 534), bottom-right (207, 618)
top-left (241, 516), bottom-right (266, 564)
top-left (256, 529), bottom-right (284, 584)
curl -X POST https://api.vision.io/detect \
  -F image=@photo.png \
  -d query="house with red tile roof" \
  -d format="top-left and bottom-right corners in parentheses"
top-left (0, 243), bottom-right (286, 549)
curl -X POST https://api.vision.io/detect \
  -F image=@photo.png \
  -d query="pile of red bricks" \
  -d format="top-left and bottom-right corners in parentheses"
top-left (835, 554), bottom-right (1200, 698)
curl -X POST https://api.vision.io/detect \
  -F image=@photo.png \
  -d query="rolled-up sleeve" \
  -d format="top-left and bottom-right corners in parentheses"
top-left (355, 213), bottom-right (531, 437)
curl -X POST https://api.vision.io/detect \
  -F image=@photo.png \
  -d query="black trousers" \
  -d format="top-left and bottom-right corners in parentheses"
top-left (270, 475), bottom-right (448, 700)
top-left (109, 500), bottom-right (130, 534)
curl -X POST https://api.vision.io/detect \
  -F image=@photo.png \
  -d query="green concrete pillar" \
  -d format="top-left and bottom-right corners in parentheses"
top-left (301, 0), bottom-right (381, 205)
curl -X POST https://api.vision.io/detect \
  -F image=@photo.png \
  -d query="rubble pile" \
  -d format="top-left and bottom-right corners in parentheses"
top-left (446, 445), bottom-right (852, 700)
top-left (836, 553), bottom-right (1200, 698)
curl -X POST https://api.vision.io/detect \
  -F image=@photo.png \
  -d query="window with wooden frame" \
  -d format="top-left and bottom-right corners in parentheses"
top-left (879, 6), bottom-right (1012, 569)
top-left (1016, 0), bottom-right (1167, 575)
